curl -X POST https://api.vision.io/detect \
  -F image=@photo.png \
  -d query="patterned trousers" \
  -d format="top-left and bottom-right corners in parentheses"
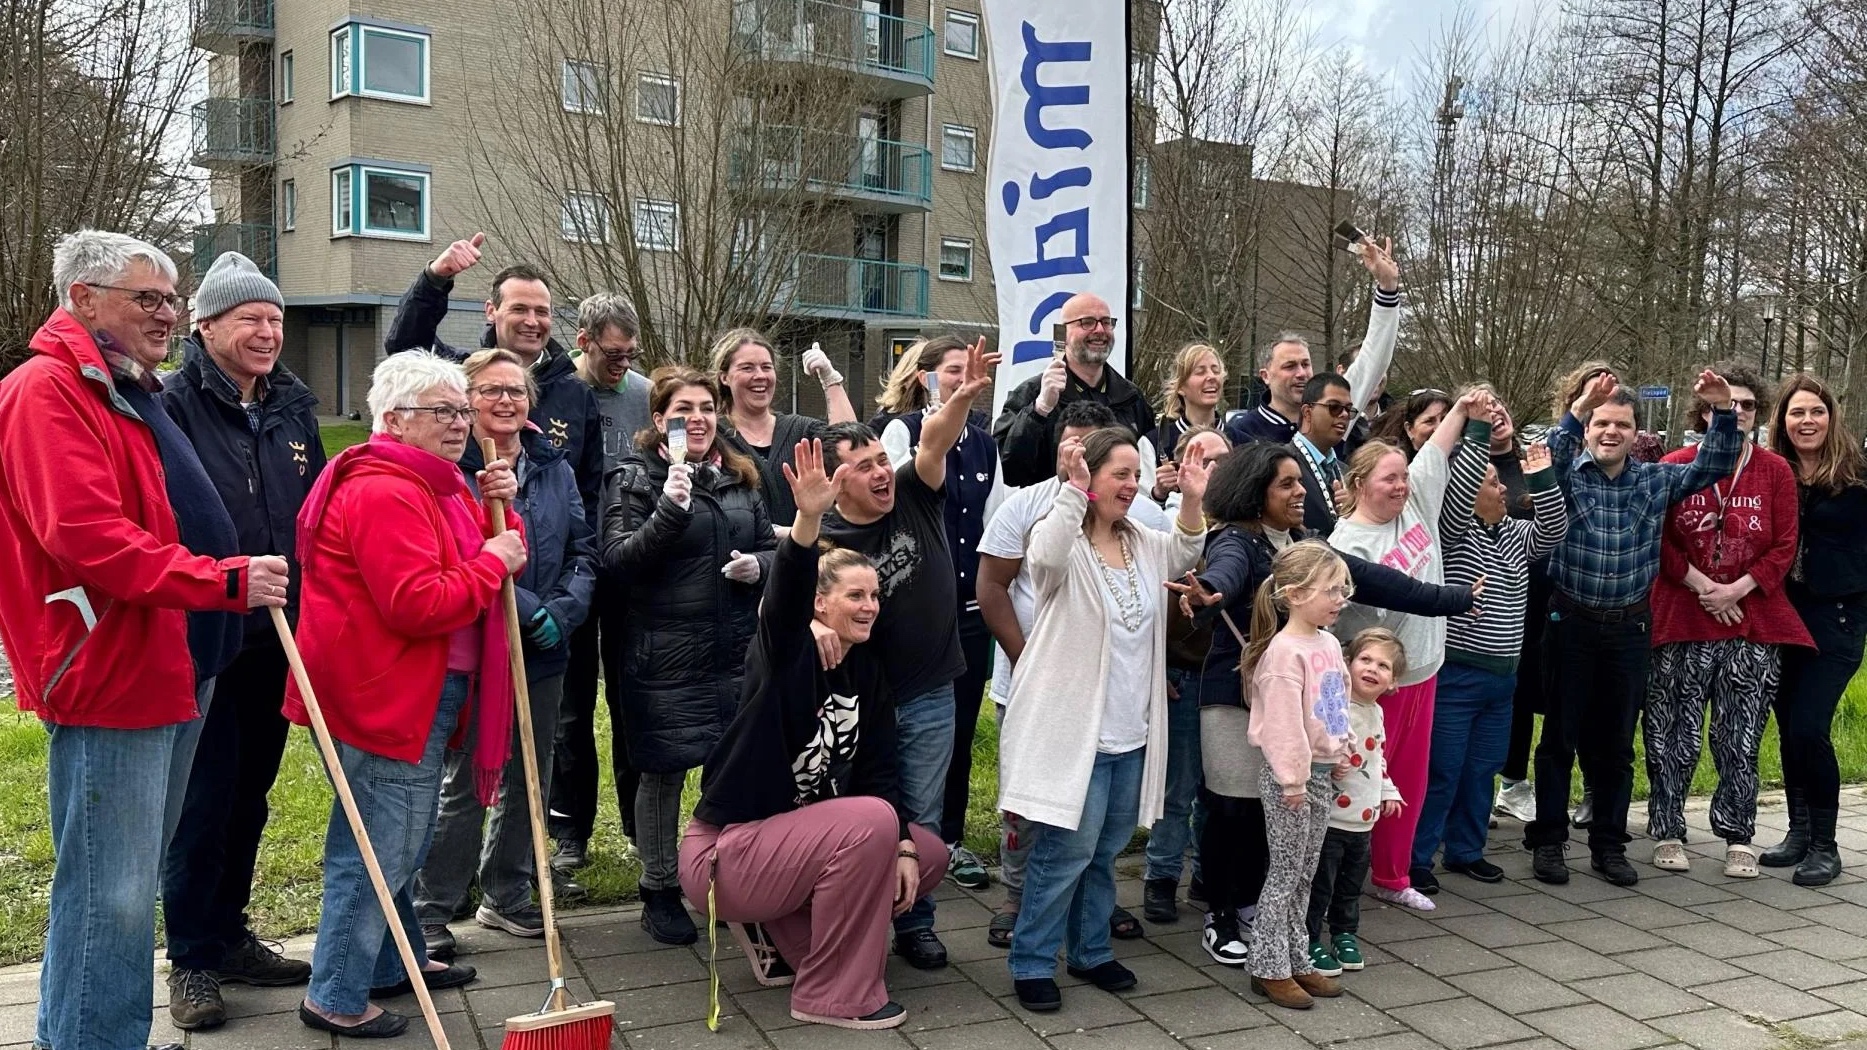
top-left (1249, 763), bottom-right (1330, 980)
top-left (1642, 638), bottom-right (1781, 844)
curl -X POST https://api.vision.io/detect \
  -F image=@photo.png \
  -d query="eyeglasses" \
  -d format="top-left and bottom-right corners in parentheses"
top-left (594, 345), bottom-right (637, 362)
top-left (1731, 398), bottom-right (1758, 412)
top-left (1305, 400), bottom-right (1357, 418)
top-left (1322, 584), bottom-right (1356, 601)
top-left (88, 283), bottom-right (187, 315)
top-left (1066, 316), bottom-right (1119, 331)
top-left (1409, 388), bottom-right (1449, 399)
top-left (396, 404), bottom-right (477, 425)
top-left (471, 384), bottom-right (530, 403)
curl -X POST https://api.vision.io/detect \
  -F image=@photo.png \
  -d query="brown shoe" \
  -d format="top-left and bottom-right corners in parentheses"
top-left (1293, 971), bottom-right (1343, 998)
top-left (1250, 975), bottom-right (1313, 1010)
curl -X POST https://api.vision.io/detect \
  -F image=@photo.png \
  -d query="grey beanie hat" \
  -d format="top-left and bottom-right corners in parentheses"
top-left (195, 251), bottom-right (284, 320)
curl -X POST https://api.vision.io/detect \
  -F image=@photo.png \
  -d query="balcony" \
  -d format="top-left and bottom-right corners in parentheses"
top-left (191, 0), bottom-right (273, 50)
top-left (731, 127), bottom-right (932, 213)
top-left (730, 0), bottom-right (935, 99)
top-left (191, 98), bottom-right (275, 169)
top-left (194, 223), bottom-right (276, 281)
top-left (782, 254), bottom-right (927, 319)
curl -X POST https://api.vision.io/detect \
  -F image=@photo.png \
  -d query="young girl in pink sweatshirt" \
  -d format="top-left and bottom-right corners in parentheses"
top-left (1243, 540), bottom-right (1355, 1010)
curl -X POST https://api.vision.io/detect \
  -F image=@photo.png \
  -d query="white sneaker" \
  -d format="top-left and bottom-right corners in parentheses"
top-left (1202, 914), bottom-right (1250, 966)
top-left (1494, 780), bottom-right (1538, 823)
top-left (1652, 839), bottom-right (1691, 871)
top-left (1369, 885), bottom-right (1437, 912)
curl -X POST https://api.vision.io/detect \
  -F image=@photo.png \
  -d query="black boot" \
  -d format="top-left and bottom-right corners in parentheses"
top-left (1761, 788), bottom-right (1811, 868)
top-left (1795, 807), bottom-right (1843, 887)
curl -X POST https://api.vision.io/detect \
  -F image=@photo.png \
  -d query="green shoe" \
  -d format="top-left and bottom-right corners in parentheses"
top-left (1308, 941), bottom-right (1343, 977)
top-left (1332, 933), bottom-right (1364, 971)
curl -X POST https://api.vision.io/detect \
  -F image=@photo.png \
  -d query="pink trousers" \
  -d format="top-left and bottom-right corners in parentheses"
top-left (1370, 675), bottom-right (1438, 890)
top-left (678, 797), bottom-right (946, 1018)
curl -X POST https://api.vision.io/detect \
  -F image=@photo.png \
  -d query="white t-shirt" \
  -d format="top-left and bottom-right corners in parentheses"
top-left (978, 477), bottom-right (1170, 705)
top-left (1096, 558), bottom-right (1153, 753)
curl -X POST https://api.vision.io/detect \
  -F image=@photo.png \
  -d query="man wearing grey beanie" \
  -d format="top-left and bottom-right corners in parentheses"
top-left (158, 250), bottom-right (328, 1032)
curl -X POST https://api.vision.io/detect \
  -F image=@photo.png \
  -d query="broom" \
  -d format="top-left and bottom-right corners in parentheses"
top-left (270, 606), bottom-right (453, 1049)
top-left (482, 439), bottom-right (617, 1050)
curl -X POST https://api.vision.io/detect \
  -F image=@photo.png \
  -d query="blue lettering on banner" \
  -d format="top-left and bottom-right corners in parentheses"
top-left (1020, 23), bottom-right (1092, 149)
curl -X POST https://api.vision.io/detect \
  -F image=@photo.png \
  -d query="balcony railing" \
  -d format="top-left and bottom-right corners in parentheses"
top-left (731, 126), bottom-right (932, 211)
top-left (191, 0), bottom-right (273, 49)
top-left (191, 98), bottom-right (275, 169)
top-left (194, 223), bottom-right (277, 281)
top-left (785, 254), bottom-right (928, 319)
top-left (730, 0), bottom-right (935, 96)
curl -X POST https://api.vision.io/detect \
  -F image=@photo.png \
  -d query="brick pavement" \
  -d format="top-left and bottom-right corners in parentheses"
top-left (7, 791), bottom-right (1867, 1050)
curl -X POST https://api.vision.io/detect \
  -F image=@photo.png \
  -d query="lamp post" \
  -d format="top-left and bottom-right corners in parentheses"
top-left (1761, 297), bottom-right (1778, 379)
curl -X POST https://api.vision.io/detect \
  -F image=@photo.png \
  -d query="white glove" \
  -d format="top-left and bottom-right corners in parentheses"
top-left (801, 344), bottom-right (844, 389)
top-left (1034, 355), bottom-right (1068, 416)
top-left (662, 463), bottom-right (693, 509)
top-left (722, 549), bottom-right (762, 583)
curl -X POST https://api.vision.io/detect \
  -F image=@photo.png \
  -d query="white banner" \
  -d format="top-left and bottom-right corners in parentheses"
top-left (982, 0), bottom-right (1130, 416)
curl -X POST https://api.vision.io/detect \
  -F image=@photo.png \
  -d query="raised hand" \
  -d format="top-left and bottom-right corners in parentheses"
top-left (1054, 435), bottom-right (1086, 481)
top-left (1177, 452), bottom-right (1213, 505)
top-left (1060, 440), bottom-right (1091, 490)
top-left (781, 437), bottom-right (848, 520)
top-left (1035, 354), bottom-right (1068, 415)
top-left (1523, 442), bottom-right (1553, 473)
top-left (1358, 235), bottom-right (1399, 291)
top-left (953, 337), bottom-right (1001, 403)
top-left (430, 232), bottom-right (486, 279)
top-left (1693, 369), bottom-right (1733, 408)
top-left (1165, 570), bottom-right (1224, 619)
top-left (1572, 371), bottom-right (1618, 418)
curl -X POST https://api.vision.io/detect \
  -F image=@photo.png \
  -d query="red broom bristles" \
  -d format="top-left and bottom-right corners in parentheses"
top-left (500, 1005), bottom-right (615, 1050)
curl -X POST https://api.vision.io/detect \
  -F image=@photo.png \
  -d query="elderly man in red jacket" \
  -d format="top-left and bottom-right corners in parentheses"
top-left (0, 229), bottom-right (289, 1050)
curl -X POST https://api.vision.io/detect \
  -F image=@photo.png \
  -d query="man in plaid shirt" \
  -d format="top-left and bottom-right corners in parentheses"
top-left (1524, 369), bottom-right (1741, 887)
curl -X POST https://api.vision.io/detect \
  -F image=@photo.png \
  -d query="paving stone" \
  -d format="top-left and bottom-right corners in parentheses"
top-left (624, 1017), bottom-right (773, 1049)
top-left (1178, 1024), bottom-right (1322, 1050)
top-left (561, 915), bottom-right (670, 959)
top-left (1383, 935), bottom-right (1511, 977)
top-left (1343, 962), bottom-right (1465, 1010)
top-left (1783, 1010), bottom-right (1867, 1043)
top-left (1271, 990), bottom-right (1406, 1042)
top-left (1422, 892), bottom-right (1503, 919)
top-left (1001, 985), bottom-right (1141, 1037)
top-left (1540, 917), bottom-right (1669, 955)
top-left (605, 980), bottom-right (721, 1032)
top-left (1644, 1008), bottom-right (1781, 1050)
top-left (1353, 1035), bottom-right (1470, 1050)
top-left (192, 1020), bottom-right (333, 1050)
top-left (1446, 966), bottom-right (1589, 1013)
top-left (1614, 946), bottom-right (1748, 988)
top-left (1795, 903), bottom-right (1867, 937)
top-left (884, 955), bottom-right (972, 991)
top-left (1765, 924), bottom-right (1867, 961)
top-left (729, 985), bottom-right (803, 1031)
top-left (1732, 877), bottom-right (1843, 912)
top-left (1687, 900), bottom-right (1814, 935)
top-left (767, 1025), bottom-right (912, 1049)
top-left (1728, 947), bottom-right (1867, 989)
top-left (1389, 996), bottom-right (1538, 1049)
top-left (1586, 894), bottom-right (1706, 929)
top-left (579, 946), bottom-right (708, 993)
top-left (1434, 913), bottom-right (1561, 949)
top-left (938, 927), bottom-right (1017, 965)
top-left (1525, 873), bottom-right (1635, 904)
top-left (1361, 904), bottom-right (1455, 943)
top-left (895, 979), bottom-right (1010, 1031)
top-left (1817, 881), bottom-right (1867, 908)
top-left (441, 944), bottom-right (550, 991)
top-left (936, 897), bottom-right (1001, 932)
top-left (1519, 1003), bottom-right (1672, 1050)
top-left (462, 975), bottom-right (601, 1026)
top-left (1048, 1019), bottom-right (1182, 1050)
top-left (221, 979), bottom-right (332, 1019)
top-left (1568, 972), bottom-right (1712, 1019)
top-left (1690, 975), bottom-right (1837, 1021)
top-left (1655, 922), bottom-right (1779, 959)
top-left (0, 976), bottom-right (34, 1009)
top-left (1816, 981), bottom-right (1867, 1017)
top-left (906, 1017), bottom-right (1052, 1050)
top-left (1498, 941), bottom-right (1632, 982)
top-left (1629, 876), bottom-right (1740, 908)
top-left (1127, 988), bottom-right (1273, 1037)
top-left (1108, 951), bottom-right (1216, 998)
top-left (1150, 930), bottom-right (1211, 969)
top-left (1499, 894), bottom-right (1601, 927)
top-left (1482, 1039), bottom-right (1573, 1050)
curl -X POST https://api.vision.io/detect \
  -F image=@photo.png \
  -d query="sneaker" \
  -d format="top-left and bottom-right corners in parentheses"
top-left (550, 837), bottom-right (588, 874)
top-left (476, 902), bottom-right (546, 938)
top-left (166, 968), bottom-right (225, 1030)
top-left (1652, 839), bottom-right (1691, 871)
top-left (1724, 842), bottom-right (1761, 879)
top-left (1308, 942), bottom-right (1344, 977)
top-left (1202, 913), bottom-right (1250, 966)
top-left (1495, 779), bottom-right (1538, 823)
top-left (1571, 790), bottom-right (1595, 829)
top-left (793, 1000), bottom-right (908, 1030)
top-left (1369, 885), bottom-right (1436, 912)
top-left (1409, 865), bottom-right (1441, 896)
top-left (1445, 858), bottom-right (1506, 884)
top-left (552, 871), bottom-right (589, 904)
top-left (1014, 977), bottom-right (1062, 1012)
top-left (1532, 843), bottom-right (1570, 884)
top-left (893, 928), bottom-right (949, 970)
top-left (215, 932), bottom-right (310, 986)
top-left (1331, 933), bottom-right (1364, 971)
top-left (1065, 959), bottom-right (1138, 991)
top-left (947, 844), bottom-right (991, 891)
top-left (422, 922), bottom-right (457, 962)
top-left (1591, 852), bottom-right (1639, 886)
top-left (1143, 877), bottom-right (1179, 923)
top-left (640, 887), bottom-right (698, 945)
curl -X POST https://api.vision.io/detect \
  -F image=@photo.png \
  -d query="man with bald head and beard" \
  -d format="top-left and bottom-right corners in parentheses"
top-left (993, 293), bottom-right (1157, 487)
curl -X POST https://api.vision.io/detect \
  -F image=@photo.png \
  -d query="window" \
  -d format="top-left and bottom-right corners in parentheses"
top-left (279, 51), bottom-right (294, 103)
top-left (561, 60), bottom-right (605, 113)
top-left (633, 198), bottom-right (679, 251)
top-left (636, 73), bottom-right (681, 126)
top-left (1131, 259), bottom-right (1146, 310)
top-left (1131, 52), bottom-right (1156, 108)
top-left (940, 124), bottom-right (976, 172)
top-left (329, 22), bottom-right (430, 104)
top-left (330, 162), bottom-right (430, 239)
top-left (939, 238), bottom-right (973, 281)
top-left (561, 192), bottom-right (611, 243)
top-left (1133, 156), bottom-right (1150, 209)
top-left (943, 10), bottom-right (979, 58)
top-left (281, 179), bottom-right (297, 231)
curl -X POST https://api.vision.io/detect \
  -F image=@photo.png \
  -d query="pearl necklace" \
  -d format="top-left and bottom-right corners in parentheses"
top-left (1097, 534), bottom-right (1144, 631)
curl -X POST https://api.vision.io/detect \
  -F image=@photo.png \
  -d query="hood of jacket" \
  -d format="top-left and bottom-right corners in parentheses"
top-left (459, 421), bottom-right (570, 474)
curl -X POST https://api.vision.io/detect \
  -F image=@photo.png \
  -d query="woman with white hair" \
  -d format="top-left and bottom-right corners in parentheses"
top-left (287, 351), bottom-right (528, 1037)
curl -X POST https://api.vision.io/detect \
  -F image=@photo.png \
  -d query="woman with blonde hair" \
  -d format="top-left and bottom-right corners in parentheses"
top-left (1155, 343), bottom-right (1228, 469)
top-left (711, 328), bottom-right (858, 523)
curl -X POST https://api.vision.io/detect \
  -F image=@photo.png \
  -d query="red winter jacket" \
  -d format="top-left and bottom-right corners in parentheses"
top-left (0, 310), bottom-right (252, 727)
top-left (1650, 444), bottom-right (1814, 650)
top-left (283, 448), bottom-right (515, 762)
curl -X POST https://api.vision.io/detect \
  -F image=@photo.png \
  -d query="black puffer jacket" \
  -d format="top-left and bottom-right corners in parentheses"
top-left (602, 452), bottom-right (777, 773)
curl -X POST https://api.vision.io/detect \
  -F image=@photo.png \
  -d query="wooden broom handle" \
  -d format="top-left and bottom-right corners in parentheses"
top-left (482, 439), bottom-right (571, 1011)
top-left (270, 606), bottom-right (451, 1049)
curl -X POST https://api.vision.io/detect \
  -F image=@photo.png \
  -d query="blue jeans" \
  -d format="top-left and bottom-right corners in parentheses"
top-left (893, 682), bottom-right (955, 934)
top-left (307, 674), bottom-right (468, 1015)
top-left (36, 677), bottom-right (214, 1050)
top-left (1414, 662), bottom-right (1516, 868)
top-left (1009, 748), bottom-right (1145, 980)
top-left (1146, 668), bottom-right (1210, 884)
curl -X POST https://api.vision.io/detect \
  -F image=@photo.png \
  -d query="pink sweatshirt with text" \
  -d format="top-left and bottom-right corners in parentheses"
top-left (1248, 630), bottom-right (1353, 794)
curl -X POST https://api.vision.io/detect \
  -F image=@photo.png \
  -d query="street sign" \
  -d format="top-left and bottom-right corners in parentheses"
top-left (1638, 385), bottom-right (1670, 399)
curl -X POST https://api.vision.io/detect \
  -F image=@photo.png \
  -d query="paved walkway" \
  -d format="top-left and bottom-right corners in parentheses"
top-left (8, 790), bottom-right (1867, 1049)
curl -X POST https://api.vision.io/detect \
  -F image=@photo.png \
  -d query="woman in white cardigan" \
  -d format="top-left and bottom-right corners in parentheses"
top-left (999, 426), bottom-right (1209, 1013)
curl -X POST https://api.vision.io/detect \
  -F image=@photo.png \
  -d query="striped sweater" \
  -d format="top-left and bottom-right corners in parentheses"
top-left (1440, 421), bottom-right (1568, 675)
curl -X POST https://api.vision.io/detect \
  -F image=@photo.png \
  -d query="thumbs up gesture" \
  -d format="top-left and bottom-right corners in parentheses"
top-left (430, 232), bottom-right (487, 280)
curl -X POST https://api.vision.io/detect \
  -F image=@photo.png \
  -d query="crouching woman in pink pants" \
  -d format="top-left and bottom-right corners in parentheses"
top-left (679, 438), bottom-right (946, 1031)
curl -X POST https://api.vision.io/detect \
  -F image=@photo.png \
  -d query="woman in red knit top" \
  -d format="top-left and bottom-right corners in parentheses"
top-left (1644, 363), bottom-right (1812, 879)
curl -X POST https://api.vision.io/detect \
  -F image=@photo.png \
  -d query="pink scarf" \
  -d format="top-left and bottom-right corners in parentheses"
top-left (299, 434), bottom-right (516, 804)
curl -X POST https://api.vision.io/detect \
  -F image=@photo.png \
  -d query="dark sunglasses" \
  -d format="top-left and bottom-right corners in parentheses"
top-left (1304, 401), bottom-right (1357, 418)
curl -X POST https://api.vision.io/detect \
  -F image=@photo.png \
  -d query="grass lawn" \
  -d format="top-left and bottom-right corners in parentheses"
top-left (319, 419), bottom-right (370, 457)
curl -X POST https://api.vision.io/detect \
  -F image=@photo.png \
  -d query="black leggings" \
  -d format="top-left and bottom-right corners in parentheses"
top-left (1502, 568), bottom-right (1552, 782)
top-left (1776, 594), bottom-right (1867, 811)
top-left (1198, 788), bottom-right (1267, 916)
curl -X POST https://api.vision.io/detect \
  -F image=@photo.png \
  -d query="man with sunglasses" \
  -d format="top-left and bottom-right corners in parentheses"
top-left (1291, 372), bottom-right (1359, 535)
top-left (993, 293), bottom-right (1158, 487)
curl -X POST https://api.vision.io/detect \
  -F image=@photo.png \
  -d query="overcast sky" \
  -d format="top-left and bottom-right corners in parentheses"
top-left (1301, 0), bottom-right (1549, 85)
